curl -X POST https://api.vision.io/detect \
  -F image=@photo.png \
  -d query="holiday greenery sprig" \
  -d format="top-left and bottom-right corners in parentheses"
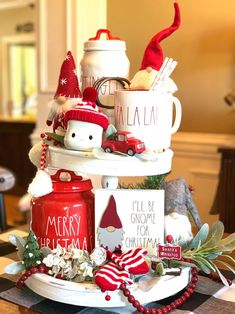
top-left (8, 221), bottom-right (235, 289)
top-left (119, 174), bottom-right (167, 190)
top-left (181, 221), bottom-right (235, 285)
top-left (42, 245), bottom-right (107, 281)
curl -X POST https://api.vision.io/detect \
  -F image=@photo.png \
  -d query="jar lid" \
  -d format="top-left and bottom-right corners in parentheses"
top-left (84, 29), bottom-right (126, 51)
top-left (84, 40), bottom-right (126, 51)
top-left (52, 178), bottom-right (93, 193)
top-left (51, 170), bottom-right (93, 193)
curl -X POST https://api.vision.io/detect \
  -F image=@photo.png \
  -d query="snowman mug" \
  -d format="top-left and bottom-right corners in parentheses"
top-left (114, 89), bottom-right (182, 152)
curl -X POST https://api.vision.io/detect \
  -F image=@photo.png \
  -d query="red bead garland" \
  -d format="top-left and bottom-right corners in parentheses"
top-left (119, 263), bottom-right (199, 314)
top-left (105, 294), bottom-right (111, 301)
top-left (16, 264), bottom-right (48, 288)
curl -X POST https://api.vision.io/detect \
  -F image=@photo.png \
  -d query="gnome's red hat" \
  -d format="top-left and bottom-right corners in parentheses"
top-left (99, 195), bottom-right (122, 229)
top-left (54, 51), bottom-right (82, 98)
top-left (63, 87), bottom-right (109, 130)
top-left (140, 2), bottom-right (181, 71)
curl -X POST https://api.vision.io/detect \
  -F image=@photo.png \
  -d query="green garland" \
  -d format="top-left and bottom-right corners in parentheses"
top-left (119, 174), bottom-right (168, 190)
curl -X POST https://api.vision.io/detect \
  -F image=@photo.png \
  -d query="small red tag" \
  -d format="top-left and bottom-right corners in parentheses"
top-left (157, 244), bottom-right (182, 260)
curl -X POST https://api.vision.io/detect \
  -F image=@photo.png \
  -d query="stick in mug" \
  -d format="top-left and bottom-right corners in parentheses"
top-left (150, 57), bottom-right (170, 89)
top-left (155, 60), bottom-right (177, 90)
top-left (150, 58), bottom-right (177, 91)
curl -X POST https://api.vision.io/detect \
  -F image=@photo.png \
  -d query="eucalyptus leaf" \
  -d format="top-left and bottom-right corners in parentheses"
top-left (8, 235), bottom-right (26, 260)
top-left (8, 234), bottom-right (26, 248)
top-left (193, 255), bottom-right (216, 274)
top-left (200, 221), bottom-right (224, 250)
top-left (4, 262), bottom-right (25, 274)
top-left (215, 233), bottom-right (235, 252)
top-left (192, 257), bottom-right (211, 274)
top-left (16, 237), bottom-right (27, 260)
top-left (212, 263), bottom-right (231, 286)
top-left (188, 223), bottom-right (209, 250)
top-left (206, 252), bottom-right (221, 260)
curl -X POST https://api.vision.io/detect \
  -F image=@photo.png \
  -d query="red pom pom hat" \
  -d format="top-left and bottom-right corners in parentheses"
top-left (63, 87), bottom-right (109, 131)
top-left (140, 2), bottom-right (181, 71)
top-left (54, 51), bottom-right (82, 98)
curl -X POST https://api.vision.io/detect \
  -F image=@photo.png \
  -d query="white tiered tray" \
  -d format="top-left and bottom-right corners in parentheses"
top-left (33, 145), bottom-right (185, 311)
top-left (25, 267), bottom-right (191, 308)
top-left (48, 146), bottom-right (173, 176)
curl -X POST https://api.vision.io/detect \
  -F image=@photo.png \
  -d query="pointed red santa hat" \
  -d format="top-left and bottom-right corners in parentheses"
top-left (63, 87), bottom-right (109, 131)
top-left (46, 51), bottom-right (82, 127)
top-left (54, 51), bottom-right (82, 98)
top-left (99, 195), bottom-right (122, 229)
top-left (140, 2), bottom-right (181, 71)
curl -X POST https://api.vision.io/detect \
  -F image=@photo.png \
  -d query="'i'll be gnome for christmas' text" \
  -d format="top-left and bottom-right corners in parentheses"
top-left (124, 200), bottom-right (161, 249)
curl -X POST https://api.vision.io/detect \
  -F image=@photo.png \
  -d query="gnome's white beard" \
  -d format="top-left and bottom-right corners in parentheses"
top-left (97, 228), bottom-right (124, 252)
top-left (130, 69), bottom-right (178, 93)
top-left (164, 212), bottom-right (193, 245)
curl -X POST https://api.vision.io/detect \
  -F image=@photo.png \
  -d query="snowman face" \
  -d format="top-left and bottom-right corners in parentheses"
top-left (64, 120), bottom-right (103, 151)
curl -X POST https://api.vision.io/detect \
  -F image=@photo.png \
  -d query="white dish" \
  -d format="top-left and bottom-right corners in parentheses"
top-left (25, 267), bottom-right (190, 308)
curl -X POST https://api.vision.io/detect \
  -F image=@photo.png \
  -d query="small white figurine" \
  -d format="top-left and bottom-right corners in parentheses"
top-left (63, 87), bottom-right (109, 151)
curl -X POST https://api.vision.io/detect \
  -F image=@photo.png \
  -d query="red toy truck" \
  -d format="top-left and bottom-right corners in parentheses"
top-left (102, 131), bottom-right (145, 156)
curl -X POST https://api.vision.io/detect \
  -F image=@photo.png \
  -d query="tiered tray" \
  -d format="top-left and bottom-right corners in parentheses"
top-left (26, 146), bottom-right (189, 310)
top-left (25, 267), bottom-right (191, 308)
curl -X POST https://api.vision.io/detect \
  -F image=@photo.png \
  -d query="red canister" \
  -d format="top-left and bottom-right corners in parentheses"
top-left (31, 170), bottom-right (94, 252)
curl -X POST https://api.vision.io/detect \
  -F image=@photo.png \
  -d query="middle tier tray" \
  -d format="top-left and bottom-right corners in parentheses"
top-left (48, 147), bottom-right (173, 176)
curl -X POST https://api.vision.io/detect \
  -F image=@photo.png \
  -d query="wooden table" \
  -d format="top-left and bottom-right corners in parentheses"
top-left (0, 225), bottom-right (39, 313)
top-left (0, 299), bottom-right (39, 314)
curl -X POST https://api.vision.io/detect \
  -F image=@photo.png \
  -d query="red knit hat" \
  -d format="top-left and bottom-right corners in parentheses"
top-left (99, 195), bottom-right (122, 229)
top-left (54, 51), bottom-right (82, 98)
top-left (140, 2), bottom-right (181, 71)
top-left (63, 87), bottom-right (109, 131)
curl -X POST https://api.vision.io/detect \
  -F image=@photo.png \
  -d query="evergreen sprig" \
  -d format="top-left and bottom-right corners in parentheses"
top-left (23, 231), bottom-right (44, 269)
top-left (119, 174), bottom-right (167, 190)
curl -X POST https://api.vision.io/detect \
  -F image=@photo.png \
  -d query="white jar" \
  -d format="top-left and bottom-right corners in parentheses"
top-left (80, 29), bottom-right (130, 123)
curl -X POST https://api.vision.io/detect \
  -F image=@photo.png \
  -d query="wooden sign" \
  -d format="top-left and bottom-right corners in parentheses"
top-left (95, 189), bottom-right (164, 254)
top-left (157, 244), bottom-right (182, 260)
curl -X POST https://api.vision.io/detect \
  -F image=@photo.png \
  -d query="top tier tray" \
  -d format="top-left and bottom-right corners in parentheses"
top-left (48, 147), bottom-right (173, 177)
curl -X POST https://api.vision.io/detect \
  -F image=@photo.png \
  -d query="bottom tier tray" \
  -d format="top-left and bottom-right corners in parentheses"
top-left (25, 267), bottom-right (190, 308)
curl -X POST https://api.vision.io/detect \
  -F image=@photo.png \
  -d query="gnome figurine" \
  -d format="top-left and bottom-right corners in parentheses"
top-left (46, 51), bottom-right (82, 134)
top-left (63, 87), bottom-right (109, 151)
top-left (163, 177), bottom-right (202, 245)
top-left (97, 195), bottom-right (124, 253)
top-left (130, 2), bottom-right (180, 92)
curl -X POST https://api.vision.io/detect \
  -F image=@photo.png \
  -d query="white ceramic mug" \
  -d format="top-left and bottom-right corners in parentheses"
top-left (114, 90), bottom-right (182, 152)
